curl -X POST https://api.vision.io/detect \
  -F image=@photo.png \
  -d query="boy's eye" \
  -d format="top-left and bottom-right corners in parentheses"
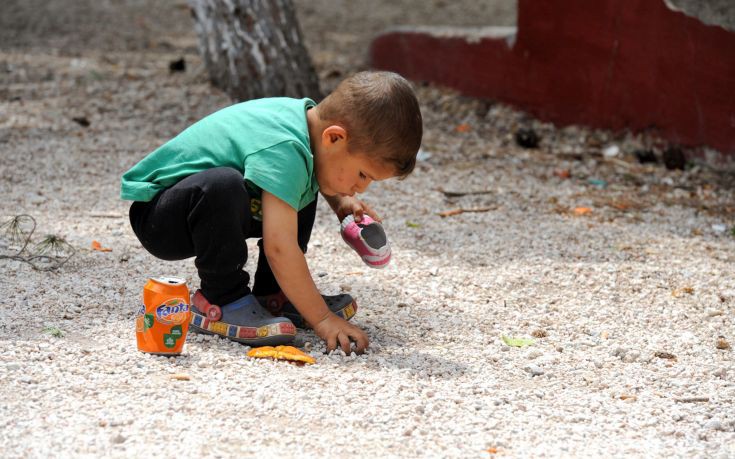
top-left (359, 172), bottom-right (367, 180)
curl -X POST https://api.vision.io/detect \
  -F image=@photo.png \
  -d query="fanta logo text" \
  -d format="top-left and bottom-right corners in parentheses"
top-left (155, 299), bottom-right (189, 324)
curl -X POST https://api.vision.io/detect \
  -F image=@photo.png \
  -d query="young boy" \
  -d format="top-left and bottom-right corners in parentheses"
top-left (121, 71), bottom-right (422, 354)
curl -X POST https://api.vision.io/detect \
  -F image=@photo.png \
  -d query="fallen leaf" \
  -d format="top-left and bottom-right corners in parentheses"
top-left (501, 335), bottom-right (534, 347)
top-left (91, 240), bottom-right (112, 252)
top-left (455, 123), bottom-right (471, 133)
top-left (573, 207), bottom-right (593, 216)
top-left (248, 345), bottom-right (315, 364)
top-left (170, 373), bottom-right (190, 381)
top-left (672, 286), bottom-right (694, 298)
top-left (554, 169), bottom-right (571, 179)
top-left (716, 336), bottom-right (731, 350)
top-left (486, 446), bottom-right (498, 454)
top-left (406, 221), bottom-right (421, 228)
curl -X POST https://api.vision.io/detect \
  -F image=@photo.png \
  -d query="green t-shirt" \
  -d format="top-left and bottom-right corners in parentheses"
top-left (120, 97), bottom-right (319, 217)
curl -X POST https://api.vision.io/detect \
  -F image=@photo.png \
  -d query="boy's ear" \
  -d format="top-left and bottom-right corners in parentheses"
top-left (323, 125), bottom-right (347, 145)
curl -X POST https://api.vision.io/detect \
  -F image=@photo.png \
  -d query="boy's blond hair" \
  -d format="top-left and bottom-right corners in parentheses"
top-left (317, 71), bottom-right (423, 178)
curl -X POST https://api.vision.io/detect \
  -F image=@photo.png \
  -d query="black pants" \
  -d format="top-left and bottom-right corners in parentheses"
top-left (129, 167), bottom-right (317, 305)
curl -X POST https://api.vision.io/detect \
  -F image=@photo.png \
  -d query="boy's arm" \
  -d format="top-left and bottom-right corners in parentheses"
top-left (261, 192), bottom-right (369, 353)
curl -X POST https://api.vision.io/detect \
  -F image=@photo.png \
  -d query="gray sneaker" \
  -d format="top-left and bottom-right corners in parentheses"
top-left (189, 290), bottom-right (295, 346)
top-left (257, 291), bottom-right (357, 329)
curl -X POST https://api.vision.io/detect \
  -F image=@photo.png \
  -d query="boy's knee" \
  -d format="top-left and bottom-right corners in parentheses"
top-left (198, 167), bottom-right (247, 202)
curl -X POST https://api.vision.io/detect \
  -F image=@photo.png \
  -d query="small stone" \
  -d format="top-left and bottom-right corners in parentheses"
top-left (525, 350), bottom-right (543, 360)
top-left (111, 434), bottom-right (127, 444)
top-left (611, 347), bottom-right (627, 358)
top-left (712, 224), bottom-right (727, 233)
top-left (524, 364), bottom-right (544, 376)
top-left (555, 346), bottom-right (563, 353)
top-left (603, 145), bottom-right (620, 157)
top-left (713, 368), bottom-right (727, 379)
top-left (6, 363), bottom-right (20, 371)
top-left (706, 309), bottom-right (724, 317)
top-left (515, 128), bottom-right (540, 149)
top-left (531, 328), bottom-right (547, 338)
top-left (623, 350), bottom-right (640, 363)
top-left (634, 149), bottom-right (657, 164)
top-left (704, 420), bottom-right (723, 431)
top-left (663, 146), bottom-right (686, 170)
top-left (715, 336), bottom-right (731, 350)
top-left (339, 284), bottom-right (351, 292)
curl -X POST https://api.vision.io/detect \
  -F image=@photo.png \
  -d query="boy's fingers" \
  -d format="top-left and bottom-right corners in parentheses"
top-left (352, 205), bottom-right (364, 222)
top-left (350, 329), bottom-right (369, 354)
top-left (362, 203), bottom-right (381, 222)
top-left (326, 334), bottom-right (337, 353)
top-left (337, 332), bottom-right (352, 354)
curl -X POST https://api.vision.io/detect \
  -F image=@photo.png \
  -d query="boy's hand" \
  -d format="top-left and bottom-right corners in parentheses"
top-left (312, 313), bottom-right (369, 354)
top-left (326, 194), bottom-right (381, 223)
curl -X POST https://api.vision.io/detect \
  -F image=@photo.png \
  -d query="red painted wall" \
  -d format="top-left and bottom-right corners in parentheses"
top-left (371, 0), bottom-right (735, 156)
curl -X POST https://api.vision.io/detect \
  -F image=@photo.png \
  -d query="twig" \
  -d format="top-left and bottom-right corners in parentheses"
top-left (87, 213), bottom-right (125, 219)
top-left (437, 187), bottom-right (494, 198)
top-left (0, 215), bottom-right (75, 271)
top-left (674, 396), bottom-right (710, 403)
top-left (438, 207), bottom-right (494, 218)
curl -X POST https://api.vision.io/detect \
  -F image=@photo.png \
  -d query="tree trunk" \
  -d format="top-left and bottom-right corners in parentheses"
top-left (188, 0), bottom-right (321, 101)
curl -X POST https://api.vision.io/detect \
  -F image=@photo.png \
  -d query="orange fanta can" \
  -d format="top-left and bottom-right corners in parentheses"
top-left (135, 277), bottom-right (190, 355)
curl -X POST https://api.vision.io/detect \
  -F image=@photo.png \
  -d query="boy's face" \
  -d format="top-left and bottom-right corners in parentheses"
top-left (316, 127), bottom-right (396, 197)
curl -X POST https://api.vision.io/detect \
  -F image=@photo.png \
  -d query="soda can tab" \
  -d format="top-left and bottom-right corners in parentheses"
top-left (136, 276), bottom-right (190, 355)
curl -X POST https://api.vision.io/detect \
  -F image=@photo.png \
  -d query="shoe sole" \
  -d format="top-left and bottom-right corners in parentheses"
top-left (190, 310), bottom-right (296, 346)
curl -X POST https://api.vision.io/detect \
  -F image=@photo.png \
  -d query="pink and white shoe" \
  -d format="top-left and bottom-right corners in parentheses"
top-left (340, 214), bottom-right (391, 269)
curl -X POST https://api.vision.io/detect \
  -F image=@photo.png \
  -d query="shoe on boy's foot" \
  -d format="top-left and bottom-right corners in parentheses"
top-left (189, 290), bottom-right (296, 346)
top-left (340, 214), bottom-right (391, 268)
top-left (257, 290), bottom-right (357, 329)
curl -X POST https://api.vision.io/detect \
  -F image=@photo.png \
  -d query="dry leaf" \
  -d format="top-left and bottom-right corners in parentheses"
top-left (248, 345), bottom-right (316, 364)
top-left (91, 240), bottom-right (112, 252)
top-left (573, 207), bottom-right (592, 216)
top-left (554, 169), bottom-right (571, 179)
top-left (170, 373), bottom-right (190, 381)
top-left (455, 123), bottom-right (471, 133)
top-left (672, 286), bottom-right (694, 298)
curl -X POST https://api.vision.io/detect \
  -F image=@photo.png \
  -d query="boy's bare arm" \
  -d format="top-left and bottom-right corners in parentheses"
top-left (261, 192), bottom-right (369, 352)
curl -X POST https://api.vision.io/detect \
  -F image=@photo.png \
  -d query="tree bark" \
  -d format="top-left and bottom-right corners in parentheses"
top-left (188, 0), bottom-right (321, 101)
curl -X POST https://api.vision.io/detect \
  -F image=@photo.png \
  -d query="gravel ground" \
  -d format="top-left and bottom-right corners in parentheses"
top-left (1, 1), bottom-right (734, 457)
